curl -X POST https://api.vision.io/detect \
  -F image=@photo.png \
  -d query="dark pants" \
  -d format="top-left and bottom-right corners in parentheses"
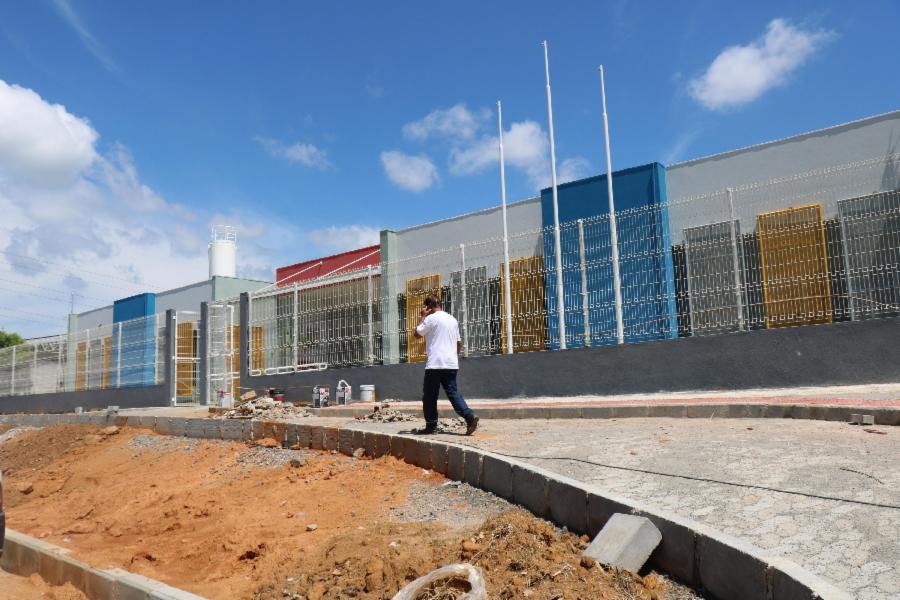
top-left (422, 369), bottom-right (474, 426)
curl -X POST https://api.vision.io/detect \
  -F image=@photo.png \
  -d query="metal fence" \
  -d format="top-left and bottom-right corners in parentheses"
top-left (0, 313), bottom-right (167, 398)
top-left (239, 155), bottom-right (900, 382)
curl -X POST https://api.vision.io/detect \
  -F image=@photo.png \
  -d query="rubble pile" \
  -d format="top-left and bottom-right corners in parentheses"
top-left (220, 398), bottom-right (314, 420)
top-left (356, 403), bottom-right (417, 423)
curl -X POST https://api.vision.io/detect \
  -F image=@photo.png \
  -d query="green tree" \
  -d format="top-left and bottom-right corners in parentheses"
top-left (0, 329), bottom-right (25, 349)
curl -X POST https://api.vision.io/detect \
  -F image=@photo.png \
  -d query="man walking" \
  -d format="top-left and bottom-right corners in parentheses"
top-left (414, 294), bottom-right (479, 435)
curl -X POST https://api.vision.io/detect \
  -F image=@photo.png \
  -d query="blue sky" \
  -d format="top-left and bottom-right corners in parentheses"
top-left (0, 0), bottom-right (898, 336)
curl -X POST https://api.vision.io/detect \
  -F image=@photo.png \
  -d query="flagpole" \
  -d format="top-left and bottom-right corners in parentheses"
top-left (498, 101), bottom-right (515, 354)
top-left (543, 40), bottom-right (567, 350)
top-left (599, 64), bottom-right (624, 345)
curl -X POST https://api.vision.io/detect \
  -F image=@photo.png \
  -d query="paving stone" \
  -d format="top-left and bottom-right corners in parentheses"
top-left (512, 463), bottom-right (549, 518)
top-left (323, 427), bottom-right (341, 451)
top-left (339, 428), bottom-right (355, 455)
top-left (584, 513), bottom-right (662, 574)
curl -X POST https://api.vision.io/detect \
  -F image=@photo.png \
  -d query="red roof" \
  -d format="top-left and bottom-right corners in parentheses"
top-left (275, 245), bottom-right (380, 286)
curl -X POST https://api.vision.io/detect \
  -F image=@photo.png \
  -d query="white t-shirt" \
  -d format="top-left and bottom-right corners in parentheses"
top-left (415, 310), bottom-right (461, 370)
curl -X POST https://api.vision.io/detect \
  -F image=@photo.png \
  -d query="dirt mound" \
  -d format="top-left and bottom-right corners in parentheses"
top-left (263, 509), bottom-right (687, 600)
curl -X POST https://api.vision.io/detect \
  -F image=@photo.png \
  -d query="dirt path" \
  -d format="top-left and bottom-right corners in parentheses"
top-left (0, 425), bottom-right (696, 599)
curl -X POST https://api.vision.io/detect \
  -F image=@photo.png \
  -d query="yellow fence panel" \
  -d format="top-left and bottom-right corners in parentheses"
top-left (500, 256), bottom-right (547, 352)
top-left (757, 204), bottom-right (832, 328)
top-left (405, 274), bottom-right (441, 363)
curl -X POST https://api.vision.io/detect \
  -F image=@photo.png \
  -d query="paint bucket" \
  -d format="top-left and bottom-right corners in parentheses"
top-left (359, 385), bottom-right (375, 403)
top-left (336, 380), bottom-right (352, 405)
top-left (313, 385), bottom-right (330, 408)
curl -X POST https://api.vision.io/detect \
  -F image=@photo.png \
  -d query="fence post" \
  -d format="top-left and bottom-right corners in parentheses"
top-left (165, 309), bottom-right (177, 406)
top-left (57, 337), bottom-right (64, 393)
top-left (84, 329), bottom-right (91, 390)
top-left (32, 342), bottom-right (37, 394)
top-left (726, 187), bottom-right (745, 331)
top-left (10, 345), bottom-right (15, 395)
top-left (239, 292), bottom-right (250, 397)
top-left (577, 219), bottom-right (591, 347)
top-left (292, 283), bottom-right (299, 368)
top-left (199, 302), bottom-right (209, 405)
top-left (153, 314), bottom-right (160, 386)
top-left (366, 266), bottom-right (374, 365)
top-left (459, 243), bottom-right (469, 357)
top-left (116, 322), bottom-right (122, 388)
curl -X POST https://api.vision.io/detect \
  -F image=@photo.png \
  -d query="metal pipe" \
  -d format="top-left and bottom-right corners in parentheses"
top-left (293, 282), bottom-right (300, 367)
top-left (366, 266), bottom-right (374, 365)
top-left (116, 322), bottom-right (122, 388)
top-left (543, 40), bottom-right (567, 350)
top-left (577, 219), bottom-right (591, 346)
top-left (459, 244), bottom-right (469, 358)
top-left (727, 187), bottom-right (745, 331)
top-left (10, 345), bottom-right (15, 395)
top-left (498, 100), bottom-right (515, 354)
top-left (599, 65), bottom-right (624, 345)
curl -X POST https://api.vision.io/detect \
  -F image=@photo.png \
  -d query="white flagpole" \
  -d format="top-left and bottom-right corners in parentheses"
top-left (543, 40), bottom-right (567, 350)
top-left (498, 101), bottom-right (515, 354)
top-left (599, 65), bottom-right (624, 345)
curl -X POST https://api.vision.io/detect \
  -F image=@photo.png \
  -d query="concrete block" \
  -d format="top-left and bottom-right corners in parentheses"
top-left (581, 406), bottom-right (614, 420)
top-left (767, 556), bottom-right (853, 600)
top-left (323, 427), bottom-right (341, 451)
top-left (586, 493), bottom-right (633, 538)
top-left (312, 426), bottom-right (328, 450)
top-left (251, 420), bottom-right (265, 440)
top-left (872, 408), bottom-right (900, 426)
top-left (150, 585), bottom-right (209, 599)
top-left (374, 433), bottom-right (393, 458)
top-left (784, 404), bottom-right (812, 421)
top-left (113, 568), bottom-right (166, 600)
top-left (363, 431), bottom-right (377, 457)
top-left (339, 428), bottom-right (355, 455)
top-left (584, 513), bottom-right (662, 574)
top-left (696, 530), bottom-right (768, 600)
top-left (85, 568), bottom-right (117, 599)
top-left (430, 443), bottom-right (448, 475)
top-left (684, 404), bottom-right (718, 419)
top-left (762, 404), bottom-right (787, 419)
top-left (296, 425), bottom-right (312, 448)
top-left (137, 416), bottom-right (158, 430)
top-left (389, 434), bottom-right (408, 461)
top-left (647, 404), bottom-right (686, 419)
top-left (548, 477), bottom-right (588, 534)
top-left (481, 454), bottom-right (513, 500)
top-left (549, 406), bottom-right (582, 420)
top-left (348, 429), bottom-right (365, 454)
top-left (512, 464), bottom-right (549, 518)
top-left (633, 509), bottom-right (697, 586)
top-left (408, 439), bottom-right (432, 469)
top-left (185, 420), bottom-right (220, 440)
top-left (446, 445), bottom-right (465, 481)
top-left (461, 448), bottom-right (482, 487)
top-left (220, 420), bottom-right (250, 441)
top-left (611, 405), bottom-right (650, 419)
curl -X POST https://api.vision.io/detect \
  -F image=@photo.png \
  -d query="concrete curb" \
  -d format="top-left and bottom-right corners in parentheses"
top-left (0, 529), bottom-right (206, 599)
top-left (296, 401), bottom-right (900, 426)
top-left (0, 413), bottom-right (852, 600)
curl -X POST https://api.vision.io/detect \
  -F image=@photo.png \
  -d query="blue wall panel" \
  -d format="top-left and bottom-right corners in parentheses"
top-left (540, 163), bottom-right (678, 348)
top-left (112, 294), bottom-right (157, 387)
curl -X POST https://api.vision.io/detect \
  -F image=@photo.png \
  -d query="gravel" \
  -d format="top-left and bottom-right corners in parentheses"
top-left (390, 480), bottom-right (512, 529)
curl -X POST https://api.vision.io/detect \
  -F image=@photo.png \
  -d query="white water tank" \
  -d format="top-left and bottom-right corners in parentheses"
top-left (208, 225), bottom-right (237, 278)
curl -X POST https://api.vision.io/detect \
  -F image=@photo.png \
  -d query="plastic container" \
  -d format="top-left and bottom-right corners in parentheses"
top-left (359, 385), bottom-right (375, 403)
top-left (336, 380), bottom-right (352, 405)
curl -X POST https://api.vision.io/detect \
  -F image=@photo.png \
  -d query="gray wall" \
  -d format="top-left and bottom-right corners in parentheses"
top-left (246, 315), bottom-right (900, 403)
top-left (0, 385), bottom-right (167, 414)
top-left (666, 111), bottom-right (900, 243)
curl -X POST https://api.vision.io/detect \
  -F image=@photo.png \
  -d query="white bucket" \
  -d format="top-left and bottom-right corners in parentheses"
top-left (359, 385), bottom-right (376, 403)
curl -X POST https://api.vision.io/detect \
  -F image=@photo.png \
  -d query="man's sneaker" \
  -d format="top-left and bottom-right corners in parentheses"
top-left (465, 416), bottom-right (479, 436)
top-left (416, 424), bottom-right (437, 435)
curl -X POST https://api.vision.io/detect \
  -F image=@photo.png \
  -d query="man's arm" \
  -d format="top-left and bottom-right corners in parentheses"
top-left (414, 308), bottom-right (432, 339)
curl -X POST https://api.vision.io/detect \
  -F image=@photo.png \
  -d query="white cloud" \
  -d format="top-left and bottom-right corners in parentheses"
top-left (689, 18), bottom-right (833, 110)
top-left (255, 137), bottom-right (332, 170)
top-left (51, 0), bottom-right (118, 73)
top-left (0, 80), bottom-right (307, 337)
top-left (559, 157), bottom-right (592, 184)
top-left (307, 225), bottom-right (380, 253)
top-left (0, 80), bottom-right (98, 185)
top-left (380, 151), bottom-right (439, 192)
top-left (402, 104), bottom-right (488, 142)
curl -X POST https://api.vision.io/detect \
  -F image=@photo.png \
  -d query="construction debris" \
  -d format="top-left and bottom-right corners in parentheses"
top-left (357, 403), bottom-right (416, 423)
top-left (220, 397), bottom-right (314, 420)
top-left (240, 390), bottom-right (258, 402)
top-left (391, 563), bottom-right (486, 600)
top-left (583, 513), bottom-right (662, 574)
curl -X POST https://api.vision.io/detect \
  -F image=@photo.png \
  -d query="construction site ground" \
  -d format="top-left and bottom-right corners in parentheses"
top-left (0, 424), bottom-right (697, 599)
